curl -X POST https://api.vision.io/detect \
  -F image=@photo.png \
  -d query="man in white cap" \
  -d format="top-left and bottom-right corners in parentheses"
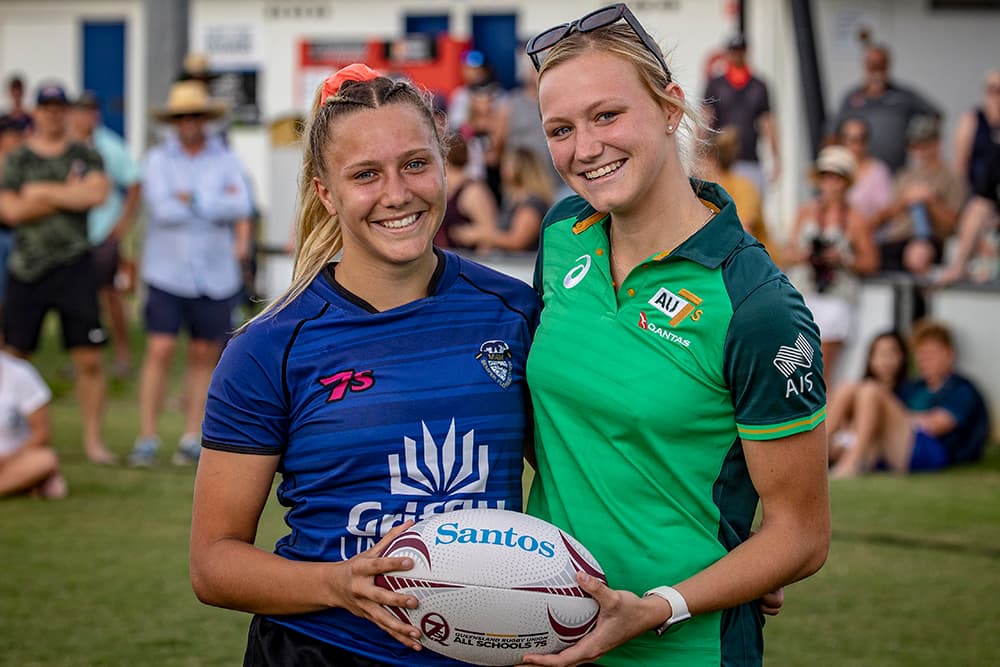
top-left (129, 79), bottom-right (253, 467)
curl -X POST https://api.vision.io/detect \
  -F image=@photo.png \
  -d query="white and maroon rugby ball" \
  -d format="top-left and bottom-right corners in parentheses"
top-left (375, 508), bottom-right (606, 666)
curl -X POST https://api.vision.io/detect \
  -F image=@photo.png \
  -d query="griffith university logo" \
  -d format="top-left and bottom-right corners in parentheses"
top-left (343, 420), bottom-right (502, 559)
top-left (389, 419), bottom-right (489, 496)
top-left (476, 339), bottom-right (513, 388)
top-left (648, 287), bottom-right (703, 326)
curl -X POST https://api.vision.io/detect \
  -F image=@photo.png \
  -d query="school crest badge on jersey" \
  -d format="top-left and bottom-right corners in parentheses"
top-left (476, 340), bottom-right (513, 389)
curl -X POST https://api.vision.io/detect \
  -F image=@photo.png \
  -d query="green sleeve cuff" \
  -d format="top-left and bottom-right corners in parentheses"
top-left (737, 406), bottom-right (826, 441)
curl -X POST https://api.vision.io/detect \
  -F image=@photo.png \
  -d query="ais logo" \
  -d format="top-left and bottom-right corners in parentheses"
top-left (435, 522), bottom-right (556, 558)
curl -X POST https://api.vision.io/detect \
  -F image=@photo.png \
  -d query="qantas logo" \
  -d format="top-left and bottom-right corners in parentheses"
top-left (638, 311), bottom-right (691, 348)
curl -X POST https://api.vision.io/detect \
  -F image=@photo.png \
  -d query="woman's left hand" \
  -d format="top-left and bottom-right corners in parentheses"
top-left (516, 572), bottom-right (656, 667)
top-left (759, 587), bottom-right (784, 615)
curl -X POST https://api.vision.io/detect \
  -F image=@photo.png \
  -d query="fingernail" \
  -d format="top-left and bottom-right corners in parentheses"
top-left (402, 558), bottom-right (413, 568)
top-left (579, 572), bottom-right (590, 583)
top-left (407, 598), bottom-right (418, 608)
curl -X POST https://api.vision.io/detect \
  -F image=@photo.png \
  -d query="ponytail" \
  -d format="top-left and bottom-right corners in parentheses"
top-left (240, 86), bottom-right (341, 330)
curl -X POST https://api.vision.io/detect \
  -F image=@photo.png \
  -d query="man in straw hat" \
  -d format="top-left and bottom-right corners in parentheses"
top-left (0, 81), bottom-right (115, 465)
top-left (128, 79), bottom-right (252, 467)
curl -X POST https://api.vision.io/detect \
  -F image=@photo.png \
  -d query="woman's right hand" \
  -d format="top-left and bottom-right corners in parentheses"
top-left (329, 520), bottom-right (424, 651)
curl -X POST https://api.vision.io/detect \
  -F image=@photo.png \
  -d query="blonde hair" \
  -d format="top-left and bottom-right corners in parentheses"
top-left (243, 75), bottom-right (445, 328)
top-left (504, 146), bottom-right (555, 205)
top-left (536, 23), bottom-right (708, 173)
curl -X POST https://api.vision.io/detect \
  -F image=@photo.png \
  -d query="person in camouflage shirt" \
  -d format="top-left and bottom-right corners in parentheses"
top-left (0, 82), bottom-right (113, 464)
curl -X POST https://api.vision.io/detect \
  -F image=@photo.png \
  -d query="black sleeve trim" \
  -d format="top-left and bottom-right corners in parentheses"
top-left (202, 439), bottom-right (282, 456)
top-left (281, 302), bottom-right (330, 407)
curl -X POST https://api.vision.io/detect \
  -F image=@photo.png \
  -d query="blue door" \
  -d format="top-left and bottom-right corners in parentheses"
top-left (82, 21), bottom-right (126, 137)
top-left (471, 14), bottom-right (518, 89)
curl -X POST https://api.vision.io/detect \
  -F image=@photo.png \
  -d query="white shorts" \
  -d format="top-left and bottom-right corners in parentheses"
top-left (805, 293), bottom-right (852, 342)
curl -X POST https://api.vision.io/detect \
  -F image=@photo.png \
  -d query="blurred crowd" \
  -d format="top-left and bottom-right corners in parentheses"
top-left (1, 29), bottom-right (998, 498)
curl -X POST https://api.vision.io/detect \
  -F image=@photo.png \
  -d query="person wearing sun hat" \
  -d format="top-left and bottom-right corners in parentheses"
top-left (128, 78), bottom-right (252, 468)
top-left (785, 144), bottom-right (879, 383)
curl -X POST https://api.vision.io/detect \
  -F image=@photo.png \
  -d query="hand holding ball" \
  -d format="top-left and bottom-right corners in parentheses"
top-left (375, 509), bottom-right (605, 666)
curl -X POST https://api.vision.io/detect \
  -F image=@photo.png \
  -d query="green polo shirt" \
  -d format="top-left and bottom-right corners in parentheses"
top-left (526, 181), bottom-right (825, 667)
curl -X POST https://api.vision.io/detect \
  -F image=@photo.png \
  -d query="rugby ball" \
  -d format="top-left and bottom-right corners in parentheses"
top-left (376, 508), bottom-right (605, 666)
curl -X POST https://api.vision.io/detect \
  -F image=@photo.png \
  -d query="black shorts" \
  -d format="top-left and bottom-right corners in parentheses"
top-left (91, 237), bottom-right (121, 287)
top-left (143, 284), bottom-right (237, 342)
top-left (243, 615), bottom-right (396, 667)
top-left (3, 253), bottom-right (107, 353)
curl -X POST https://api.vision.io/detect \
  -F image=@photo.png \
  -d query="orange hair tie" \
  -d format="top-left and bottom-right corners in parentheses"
top-left (322, 63), bottom-right (381, 103)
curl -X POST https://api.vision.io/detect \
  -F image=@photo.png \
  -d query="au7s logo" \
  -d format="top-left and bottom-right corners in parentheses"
top-left (319, 369), bottom-right (375, 402)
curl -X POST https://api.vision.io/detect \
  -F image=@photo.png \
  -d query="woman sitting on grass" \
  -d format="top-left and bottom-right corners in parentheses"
top-left (0, 349), bottom-right (67, 499)
top-left (827, 330), bottom-right (909, 465)
top-left (830, 320), bottom-right (990, 478)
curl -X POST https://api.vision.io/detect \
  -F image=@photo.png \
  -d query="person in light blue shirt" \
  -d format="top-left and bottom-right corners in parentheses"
top-left (69, 91), bottom-right (142, 378)
top-left (128, 80), bottom-right (253, 468)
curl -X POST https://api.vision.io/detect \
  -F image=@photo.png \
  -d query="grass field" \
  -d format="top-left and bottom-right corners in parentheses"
top-left (2, 324), bottom-right (999, 666)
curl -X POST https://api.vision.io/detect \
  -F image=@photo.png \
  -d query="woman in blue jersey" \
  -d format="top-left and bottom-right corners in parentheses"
top-left (519, 5), bottom-right (830, 666)
top-left (189, 64), bottom-right (539, 666)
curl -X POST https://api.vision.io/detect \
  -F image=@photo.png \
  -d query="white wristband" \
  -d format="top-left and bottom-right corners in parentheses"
top-left (643, 585), bottom-right (692, 636)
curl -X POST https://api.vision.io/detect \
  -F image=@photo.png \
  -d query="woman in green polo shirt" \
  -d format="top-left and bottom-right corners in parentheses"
top-left (519, 5), bottom-right (831, 666)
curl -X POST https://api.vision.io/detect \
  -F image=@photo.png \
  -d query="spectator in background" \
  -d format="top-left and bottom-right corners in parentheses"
top-left (128, 80), bottom-right (252, 467)
top-left (461, 82), bottom-right (505, 204)
top-left (0, 82), bottom-right (112, 464)
top-left (702, 33), bottom-right (780, 192)
top-left (831, 319), bottom-right (989, 478)
top-left (447, 50), bottom-right (494, 133)
top-left (701, 125), bottom-right (776, 259)
top-left (501, 52), bottom-right (563, 195)
top-left (0, 349), bottom-right (66, 499)
top-left (452, 145), bottom-right (553, 252)
top-left (831, 43), bottom-right (939, 173)
top-left (784, 146), bottom-right (879, 384)
top-left (936, 143), bottom-right (1000, 285)
top-left (433, 133), bottom-right (498, 251)
top-left (837, 116), bottom-right (894, 226)
top-left (827, 330), bottom-right (909, 465)
top-left (875, 116), bottom-right (965, 276)
top-left (0, 114), bottom-right (27, 328)
top-left (69, 91), bottom-right (141, 379)
top-left (5, 75), bottom-right (32, 132)
top-left (952, 69), bottom-right (1000, 191)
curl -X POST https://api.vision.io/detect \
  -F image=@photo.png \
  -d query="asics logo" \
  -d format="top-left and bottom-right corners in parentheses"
top-left (773, 333), bottom-right (814, 377)
top-left (563, 255), bottom-right (592, 289)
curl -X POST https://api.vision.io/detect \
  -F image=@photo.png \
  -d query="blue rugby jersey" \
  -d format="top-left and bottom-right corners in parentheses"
top-left (203, 249), bottom-right (540, 666)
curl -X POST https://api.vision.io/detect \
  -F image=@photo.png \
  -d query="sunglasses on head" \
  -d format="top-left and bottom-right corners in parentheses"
top-left (525, 2), bottom-right (671, 81)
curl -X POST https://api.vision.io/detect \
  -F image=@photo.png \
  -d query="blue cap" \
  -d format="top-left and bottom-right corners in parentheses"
top-left (36, 83), bottom-right (69, 106)
top-left (463, 50), bottom-right (485, 68)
